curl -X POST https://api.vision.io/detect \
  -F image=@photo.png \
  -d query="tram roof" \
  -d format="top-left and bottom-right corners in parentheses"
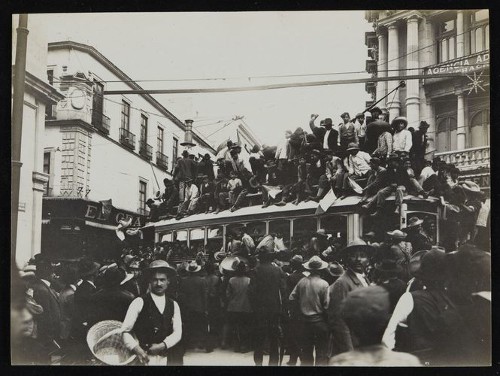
top-left (146, 195), bottom-right (363, 231)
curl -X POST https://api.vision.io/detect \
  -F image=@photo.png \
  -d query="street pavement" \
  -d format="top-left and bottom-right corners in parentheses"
top-left (184, 348), bottom-right (275, 366)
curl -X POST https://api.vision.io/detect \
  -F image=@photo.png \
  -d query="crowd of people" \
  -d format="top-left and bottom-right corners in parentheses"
top-left (11, 108), bottom-right (491, 366)
top-left (147, 109), bottom-right (487, 253)
top-left (12, 215), bottom-right (490, 366)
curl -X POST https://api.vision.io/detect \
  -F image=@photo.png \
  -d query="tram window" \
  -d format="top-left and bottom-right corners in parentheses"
top-left (207, 225), bottom-right (223, 252)
top-left (189, 228), bottom-right (205, 253)
top-left (405, 213), bottom-right (438, 244)
top-left (246, 221), bottom-right (266, 243)
top-left (269, 219), bottom-right (291, 249)
top-left (161, 232), bottom-right (173, 242)
top-left (292, 217), bottom-right (318, 250)
top-left (320, 215), bottom-right (347, 239)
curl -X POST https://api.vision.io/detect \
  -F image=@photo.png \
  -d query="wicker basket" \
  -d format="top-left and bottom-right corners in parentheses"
top-left (86, 320), bottom-right (136, 365)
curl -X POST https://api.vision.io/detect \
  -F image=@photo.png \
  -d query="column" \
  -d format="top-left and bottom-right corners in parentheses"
top-left (456, 11), bottom-right (465, 58)
top-left (386, 22), bottom-right (401, 121)
top-left (376, 27), bottom-right (388, 108)
top-left (457, 93), bottom-right (466, 149)
top-left (406, 15), bottom-right (421, 129)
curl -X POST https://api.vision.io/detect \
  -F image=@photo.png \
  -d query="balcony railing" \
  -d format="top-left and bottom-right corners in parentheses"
top-left (156, 151), bottom-right (169, 170)
top-left (139, 141), bottom-right (153, 160)
top-left (434, 146), bottom-right (490, 172)
top-left (119, 128), bottom-right (136, 150)
top-left (91, 109), bottom-right (111, 135)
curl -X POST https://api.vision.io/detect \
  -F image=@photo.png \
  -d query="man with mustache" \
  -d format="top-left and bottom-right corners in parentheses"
top-left (327, 239), bottom-right (374, 357)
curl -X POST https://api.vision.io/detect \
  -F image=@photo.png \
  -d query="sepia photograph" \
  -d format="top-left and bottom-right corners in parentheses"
top-left (10, 9), bottom-right (491, 367)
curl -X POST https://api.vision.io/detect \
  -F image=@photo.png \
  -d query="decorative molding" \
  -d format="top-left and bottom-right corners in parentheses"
top-left (13, 69), bottom-right (65, 104)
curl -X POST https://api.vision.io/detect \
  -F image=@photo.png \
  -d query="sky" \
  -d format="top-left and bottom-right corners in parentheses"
top-left (31, 11), bottom-right (373, 145)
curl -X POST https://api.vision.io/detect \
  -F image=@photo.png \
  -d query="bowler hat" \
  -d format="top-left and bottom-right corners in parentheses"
top-left (346, 142), bottom-right (360, 151)
top-left (103, 267), bottom-right (126, 287)
top-left (322, 118), bottom-right (333, 127)
top-left (163, 178), bottom-right (174, 187)
top-left (340, 112), bottom-right (350, 119)
top-left (375, 259), bottom-right (404, 274)
top-left (290, 255), bottom-right (304, 269)
top-left (303, 256), bottom-right (328, 271)
top-left (419, 121), bottom-right (430, 129)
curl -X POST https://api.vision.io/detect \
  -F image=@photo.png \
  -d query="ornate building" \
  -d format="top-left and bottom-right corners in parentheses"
top-left (365, 10), bottom-right (489, 190)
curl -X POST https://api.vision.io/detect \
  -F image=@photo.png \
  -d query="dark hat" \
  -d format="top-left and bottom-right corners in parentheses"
top-left (340, 112), bottom-right (350, 119)
top-left (322, 118), bottom-right (333, 127)
top-left (355, 113), bottom-right (364, 119)
top-left (144, 259), bottom-right (177, 276)
top-left (387, 153), bottom-right (400, 161)
top-left (290, 255), bottom-right (304, 269)
top-left (184, 177), bottom-right (193, 183)
top-left (419, 121), bottom-right (430, 128)
top-left (375, 259), bottom-right (404, 274)
top-left (370, 106), bottom-right (382, 114)
top-left (78, 258), bottom-right (100, 278)
top-left (447, 244), bottom-right (490, 287)
top-left (410, 246), bottom-right (447, 281)
top-left (326, 261), bottom-right (345, 277)
top-left (303, 256), bottom-right (328, 271)
top-left (182, 150), bottom-right (189, 157)
top-left (370, 157), bottom-right (381, 166)
top-left (346, 142), bottom-right (360, 151)
top-left (103, 267), bottom-right (127, 287)
top-left (146, 198), bottom-right (155, 205)
top-left (341, 286), bottom-right (390, 326)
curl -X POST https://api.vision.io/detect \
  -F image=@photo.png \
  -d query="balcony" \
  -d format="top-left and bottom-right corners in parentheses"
top-left (91, 109), bottom-right (110, 135)
top-left (156, 151), bottom-right (169, 170)
top-left (434, 146), bottom-right (490, 172)
top-left (119, 128), bottom-right (136, 150)
top-left (139, 141), bottom-right (153, 161)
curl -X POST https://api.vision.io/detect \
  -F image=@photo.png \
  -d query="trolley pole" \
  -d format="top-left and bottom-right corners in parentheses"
top-left (11, 14), bottom-right (29, 264)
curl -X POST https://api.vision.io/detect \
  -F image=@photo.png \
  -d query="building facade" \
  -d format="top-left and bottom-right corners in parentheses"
top-left (12, 15), bottom-right (65, 266)
top-left (364, 10), bottom-right (489, 188)
top-left (41, 41), bottom-right (216, 259)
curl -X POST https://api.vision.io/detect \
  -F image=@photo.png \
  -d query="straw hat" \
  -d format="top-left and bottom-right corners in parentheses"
top-left (346, 142), bottom-right (360, 151)
top-left (144, 259), bottom-right (176, 277)
top-left (406, 216), bottom-right (424, 228)
top-left (340, 238), bottom-right (375, 258)
top-left (303, 255), bottom-right (328, 271)
top-left (86, 320), bottom-right (136, 365)
top-left (326, 261), bottom-right (345, 277)
top-left (186, 261), bottom-right (202, 273)
top-left (386, 230), bottom-right (407, 240)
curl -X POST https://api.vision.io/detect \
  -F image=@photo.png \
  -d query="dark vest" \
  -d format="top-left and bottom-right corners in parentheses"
top-left (133, 293), bottom-right (174, 349)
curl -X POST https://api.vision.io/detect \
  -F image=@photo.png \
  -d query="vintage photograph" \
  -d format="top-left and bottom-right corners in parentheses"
top-left (11, 10), bottom-right (490, 366)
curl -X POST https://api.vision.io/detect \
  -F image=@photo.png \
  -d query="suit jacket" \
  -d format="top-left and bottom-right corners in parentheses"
top-left (174, 158), bottom-right (198, 181)
top-left (178, 275), bottom-right (208, 313)
top-left (90, 287), bottom-right (135, 324)
top-left (327, 269), bottom-right (368, 355)
top-left (248, 262), bottom-right (286, 314)
top-left (31, 279), bottom-right (61, 343)
top-left (72, 280), bottom-right (97, 338)
top-left (309, 120), bottom-right (339, 151)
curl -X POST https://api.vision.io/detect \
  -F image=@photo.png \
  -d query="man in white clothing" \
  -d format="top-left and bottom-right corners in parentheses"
top-left (122, 260), bottom-right (182, 365)
top-left (177, 178), bottom-right (200, 219)
top-left (391, 117), bottom-right (412, 154)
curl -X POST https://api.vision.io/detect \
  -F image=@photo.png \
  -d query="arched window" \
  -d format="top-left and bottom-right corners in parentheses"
top-left (436, 116), bottom-right (457, 152)
top-left (470, 110), bottom-right (490, 147)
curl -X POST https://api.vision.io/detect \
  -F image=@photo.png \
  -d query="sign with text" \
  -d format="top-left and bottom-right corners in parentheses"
top-left (43, 198), bottom-right (146, 228)
top-left (424, 52), bottom-right (489, 76)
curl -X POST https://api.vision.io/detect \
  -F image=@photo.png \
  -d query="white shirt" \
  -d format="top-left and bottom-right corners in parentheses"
top-left (392, 130), bottom-right (413, 152)
top-left (353, 272), bottom-right (370, 287)
top-left (184, 184), bottom-right (199, 202)
top-left (382, 292), bottom-right (414, 350)
top-left (323, 129), bottom-right (332, 149)
top-left (476, 200), bottom-right (490, 227)
top-left (41, 279), bottom-right (51, 288)
top-left (122, 294), bottom-right (182, 351)
top-left (418, 166), bottom-right (436, 186)
top-left (344, 151), bottom-right (371, 176)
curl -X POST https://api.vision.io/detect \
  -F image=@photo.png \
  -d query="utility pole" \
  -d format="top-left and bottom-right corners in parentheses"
top-left (11, 14), bottom-right (29, 264)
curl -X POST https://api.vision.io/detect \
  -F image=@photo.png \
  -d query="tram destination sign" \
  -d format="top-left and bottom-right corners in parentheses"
top-left (424, 51), bottom-right (489, 76)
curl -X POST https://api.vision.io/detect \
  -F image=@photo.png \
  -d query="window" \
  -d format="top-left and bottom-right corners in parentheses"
top-left (437, 19), bottom-right (456, 63)
top-left (140, 114), bottom-right (148, 144)
top-left (139, 180), bottom-right (147, 215)
top-left (121, 100), bottom-right (130, 130)
top-left (172, 137), bottom-right (179, 164)
top-left (47, 69), bottom-right (54, 86)
top-left (470, 10), bottom-right (489, 53)
top-left (157, 126), bottom-right (164, 154)
top-left (474, 10), bottom-right (488, 22)
top-left (436, 116), bottom-right (458, 152)
top-left (470, 110), bottom-right (489, 147)
top-left (43, 152), bottom-right (51, 195)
